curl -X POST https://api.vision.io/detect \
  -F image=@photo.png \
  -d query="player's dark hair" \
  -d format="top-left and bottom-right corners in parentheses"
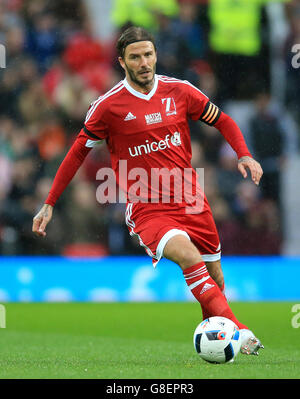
top-left (116, 26), bottom-right (156, 58)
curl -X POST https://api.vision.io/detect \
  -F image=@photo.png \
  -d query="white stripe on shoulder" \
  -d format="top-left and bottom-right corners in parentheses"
top-left (85, 81), bottom-right (124, 122)
top-left (85, 82), bottom-right (124, 123)
top-left (182, 80), bottom-right (208, 99)
top-left (157, 75), bottom-right (182, 82)
top-left (87, 81), bottom-right (123, 117)
top-left (157, 76), bottom-right (208, 99)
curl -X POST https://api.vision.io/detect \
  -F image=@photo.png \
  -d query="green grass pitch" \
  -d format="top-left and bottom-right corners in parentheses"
top-left (0, 302), bottom-right (299, 379)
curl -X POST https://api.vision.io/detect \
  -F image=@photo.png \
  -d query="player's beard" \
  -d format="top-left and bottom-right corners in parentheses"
top-left (124, 62), bottom-right (156, 90)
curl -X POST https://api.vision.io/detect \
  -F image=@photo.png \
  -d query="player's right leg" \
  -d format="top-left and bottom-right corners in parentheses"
top-left (163, 234), bottom-right (264, 355)
top-left (163, 234), bottom-right (247, 328)
top-left (125, 204), bottom-right (263, 355)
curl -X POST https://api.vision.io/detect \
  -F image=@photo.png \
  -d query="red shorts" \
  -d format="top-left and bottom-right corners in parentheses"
top-left (125, 200), bottom-right (221, 267)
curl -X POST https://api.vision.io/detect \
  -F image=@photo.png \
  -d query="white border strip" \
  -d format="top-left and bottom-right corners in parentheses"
top-left (201, 252), bottom-right (221, 262)
top-left (154, 229), bottom-right (191, 268)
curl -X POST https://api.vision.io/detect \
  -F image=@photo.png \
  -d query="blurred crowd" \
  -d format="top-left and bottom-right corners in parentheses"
top-left (0, 0), bottom-right (299, 257)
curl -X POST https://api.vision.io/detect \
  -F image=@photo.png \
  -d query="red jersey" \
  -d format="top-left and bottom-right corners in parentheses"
top-left (45, 74), bottom-right (251, 210)
top-left (83, 74), bottom-right (213, 209)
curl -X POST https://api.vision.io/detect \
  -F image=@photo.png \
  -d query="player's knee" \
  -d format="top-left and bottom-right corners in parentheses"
top-left (163, 235), bottom-right (202, 270)
top-left (180, 252), bottom-right (202, 270)
top-left (170, 246), bottom-right (202, 270)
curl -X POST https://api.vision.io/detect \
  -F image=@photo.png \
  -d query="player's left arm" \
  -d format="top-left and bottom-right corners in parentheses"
top-left (199, 101), bottom-right (263, 186)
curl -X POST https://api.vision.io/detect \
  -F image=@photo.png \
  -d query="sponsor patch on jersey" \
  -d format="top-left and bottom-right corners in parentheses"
top-left (145, 112), bottom-right (162, 125)
top-left (162, 97), bottom-right (177, 116)
top-left (170, 131), bottom-right (181, 146)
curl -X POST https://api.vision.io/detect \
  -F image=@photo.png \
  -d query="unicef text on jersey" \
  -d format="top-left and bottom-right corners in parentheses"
top-left (95, 160), bottom-right (205, 215)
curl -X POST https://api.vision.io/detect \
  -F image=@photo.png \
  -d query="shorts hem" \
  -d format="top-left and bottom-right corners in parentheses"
top-left (152, 229), bottom-right (191, 268)
top-left (201, 252), bottom-right (222, 262)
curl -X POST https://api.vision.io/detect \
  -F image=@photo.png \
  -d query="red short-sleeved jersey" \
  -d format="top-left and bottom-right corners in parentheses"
top-left (83, 74), bottom-right (210, 209)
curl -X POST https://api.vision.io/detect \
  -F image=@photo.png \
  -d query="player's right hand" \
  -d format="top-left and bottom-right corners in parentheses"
top-left (32, 204), bottom-right (53, 237)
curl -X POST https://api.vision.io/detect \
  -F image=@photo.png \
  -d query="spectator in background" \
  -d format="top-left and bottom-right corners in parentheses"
top-left (208, 0), bottom-right (270, 100)
top-left (0, 145), bottom-right (38, 254)
top-left (0, 67), bottom-right (21, 121)
top-left (53, 72), bottom-right (98, 132)
top-left (216, 144), bottom-right (243, 205)
top-left (248, 91), bottom-right (285, 206)
top-left (154, 12), bottom-right (191, 78)
top-left (196, 62), bottom-right (218, 102)
top-left (48, 0), bottom-right (89, 37)
top-left (111, 0), bottom-right (179, 31)
top-left (63, 180), bottom-right (109, 257)
top-left (36, 116), bottom-right (66, 164)
top-left (18, 56), bottom-right (40, 90)
top-left (231, 181), bottom-right (281, 254)
top-left (24, 12), bottom-right (62, 73)
top-left (18, 81), bottom-right (54, 125)
top-left (171, 0), bottom-right (206, 60)
top-left (4, 25), bottom-right (25, 66)
top-left (0, 2), bottom-right (23, 42)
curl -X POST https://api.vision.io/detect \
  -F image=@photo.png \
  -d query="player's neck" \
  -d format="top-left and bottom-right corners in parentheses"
top-left (125, 75), bottom-right (155, 94)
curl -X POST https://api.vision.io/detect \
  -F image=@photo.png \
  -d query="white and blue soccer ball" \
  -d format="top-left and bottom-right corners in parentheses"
top-left (193, 316), bottom-right (241, 364)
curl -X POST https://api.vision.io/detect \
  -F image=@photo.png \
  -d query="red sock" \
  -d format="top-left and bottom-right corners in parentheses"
top-left (219, 282), bottom-right (248, 329)
top-left (183, 262), bottom-right (248, 329)
top-left (201, 282), bottom-right (226, 320)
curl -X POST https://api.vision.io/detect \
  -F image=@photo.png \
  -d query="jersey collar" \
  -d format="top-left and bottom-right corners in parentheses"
top-left (123, 74), bottom-right (158, 101)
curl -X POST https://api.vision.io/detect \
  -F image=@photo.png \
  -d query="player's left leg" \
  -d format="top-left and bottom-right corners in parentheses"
top-left (184, 231), bottom-right (263, 353)
top-left (205, 259), bottom-right (225, 294)
top-left (201, 259), bottom-right (225, 321)
top-left (205, 261), bottom-right (264, 355)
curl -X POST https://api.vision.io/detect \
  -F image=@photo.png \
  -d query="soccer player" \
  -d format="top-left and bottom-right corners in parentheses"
top-left (32, 27), bottom-right (264, 355)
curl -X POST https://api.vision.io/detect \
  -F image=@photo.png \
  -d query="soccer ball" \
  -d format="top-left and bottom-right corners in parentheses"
top-left (193, 316), bottom-right (241, 364)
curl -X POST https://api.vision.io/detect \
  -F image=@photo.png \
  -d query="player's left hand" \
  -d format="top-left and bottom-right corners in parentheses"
top-left (238, 156), bottom-right (263, 186)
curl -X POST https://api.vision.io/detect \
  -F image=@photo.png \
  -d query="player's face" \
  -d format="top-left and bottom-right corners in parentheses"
top-left (119, 41), bottom-right (157, 92)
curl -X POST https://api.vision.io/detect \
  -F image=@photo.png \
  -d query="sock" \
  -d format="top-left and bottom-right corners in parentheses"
top-left (183, 262), bottom-right (248, 329)
top-left (219, 281), bottom-right (248, 329)
top-left (201, 280), bottom-right (226, 320)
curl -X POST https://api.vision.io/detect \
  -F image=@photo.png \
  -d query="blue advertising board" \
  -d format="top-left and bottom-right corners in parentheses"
top-left (0, 256), bottom-right (299, 302)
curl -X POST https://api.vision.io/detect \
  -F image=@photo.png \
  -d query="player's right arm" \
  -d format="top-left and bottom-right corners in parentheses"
top-left (32, 98), bottom-right (108, 237)
top-left (32, 131), bottom-right (97, 237)
top-left (32, 203), bottom-right (53, 237)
